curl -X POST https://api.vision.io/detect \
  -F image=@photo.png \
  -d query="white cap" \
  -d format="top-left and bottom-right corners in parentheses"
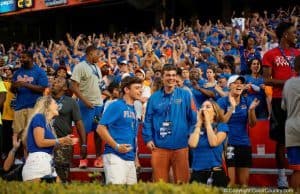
top-left (135, 69), bottom-right (145, 78)
top-left (227, 75), bottom-right (245, 87)
top-left (121, 73), bottom-right (130, 80)
top-left (119, 60), bottom-right (128, 65)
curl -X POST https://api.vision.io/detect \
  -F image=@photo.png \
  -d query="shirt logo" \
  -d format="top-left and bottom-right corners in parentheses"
top-left (241, 104), bottom-right (247, 109)
top-left (274, 56), bottom-right (292, 67)
top-left (191, 99), bottom-right (197, 112)
top-left (123, 111), bottom-right (136, 119)
top-left (17, 75), bottom-right (34, 83)
top-left (174, 99), bottom-right (182, 104)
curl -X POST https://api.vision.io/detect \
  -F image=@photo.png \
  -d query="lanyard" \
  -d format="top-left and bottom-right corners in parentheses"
top-left (55, 95), bottom-right (64, 104)
top-left (88, 62), bottom-right (100, 79)
top-left (162, 90), bottom-right (175, 121)
top-left (278, 47), bottom-right (295, 70)
top-left (54, 95), bottom-right (64, 111)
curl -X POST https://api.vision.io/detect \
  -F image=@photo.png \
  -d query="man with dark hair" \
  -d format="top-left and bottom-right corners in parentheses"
top-left (97, 76), bottom-right (142, 184)
top-left (51, 77), bottom-right (86, 182)
top-left (11, 51), bottom-right (48, 138)
top-left (189, 67), bottom-right (215, 109)
top-left (71, 45), bottom-right (103, 168)
top-left (143, 64), bottom-right (197, 183)
top-left (282, 55), bottom-right (300, 192)
top-left (262, 22), bottom-right (300, 189)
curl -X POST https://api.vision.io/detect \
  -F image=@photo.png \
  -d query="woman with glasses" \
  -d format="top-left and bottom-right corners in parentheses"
top-left (189, 100), bottom-right (229, 187)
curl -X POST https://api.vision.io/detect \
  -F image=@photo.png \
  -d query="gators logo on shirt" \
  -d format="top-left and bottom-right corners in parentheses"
top-left (191, 98), bottom-right (197, 112)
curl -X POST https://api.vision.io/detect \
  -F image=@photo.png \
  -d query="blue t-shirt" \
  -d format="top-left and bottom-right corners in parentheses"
top-left (223, 48), bottom-right (239, 57)
top-left (113, 72), bottom-right (134, 84)
top-left (206, 35), bottom-right (221, 47)
top-left (196, 56), bottom-right (218, 79)
top-left (239, 46), bottom-right (261, 73)
top-left (244, 75), bottom-right (267, 118)
top-left (100, 99), bottom-right (138, 161)
top-left (244, 75), bottom-right (265, 101)
top-left (217, 96), bottom-right (253, 146)
top-left (214, 86), bottom-right (229, 100)
top-left (27, 114), bottom-right (56, 154)
top-left (13, 65), bottom-right (48, 110)
top-left (189, 79), bottom-right (212, 109)
top-left (192, 123), bottom-right (228, 170)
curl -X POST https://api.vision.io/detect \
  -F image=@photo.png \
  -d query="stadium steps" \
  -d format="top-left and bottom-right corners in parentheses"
top-left (70, 153), bottom-right (293, 175)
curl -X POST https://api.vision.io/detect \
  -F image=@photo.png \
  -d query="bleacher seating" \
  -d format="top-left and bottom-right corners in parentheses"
top-left (70, 120), bottom-right (292, 186)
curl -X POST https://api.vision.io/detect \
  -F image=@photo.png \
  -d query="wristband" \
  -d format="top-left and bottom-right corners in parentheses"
top-left (115, 144), bottom-right (120, 151)
top-left (55, 138), bottom-right (59, 145)
top-left (11, 148), bottom-right (17, 154)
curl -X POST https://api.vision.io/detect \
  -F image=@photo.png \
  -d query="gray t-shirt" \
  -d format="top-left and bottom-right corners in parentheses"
top-left (53, 96), bottom-right (82, 137)
top-left (282, 77), bottom-right (300, 147)
top-left (71, 61), bottom-right (103, 105)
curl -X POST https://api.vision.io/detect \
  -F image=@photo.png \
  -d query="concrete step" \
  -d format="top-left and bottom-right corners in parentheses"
top-left (73, 153), bottom-right (287, 159)
top-left (70, 167), bottom-right (293, 175)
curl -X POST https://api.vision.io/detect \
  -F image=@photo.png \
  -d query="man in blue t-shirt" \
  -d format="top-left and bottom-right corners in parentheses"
top-left (97, 76), bottom-right (142, 184)
top-left (11, 51), bottom-right (48, 138)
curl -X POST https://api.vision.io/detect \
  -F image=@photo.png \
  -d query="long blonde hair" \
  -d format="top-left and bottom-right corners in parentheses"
top-left (22, 96), bottom-right (55, 144)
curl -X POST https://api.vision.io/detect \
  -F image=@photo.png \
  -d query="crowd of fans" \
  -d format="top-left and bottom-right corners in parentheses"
top-left (0, 6), bottom-right (299, 190)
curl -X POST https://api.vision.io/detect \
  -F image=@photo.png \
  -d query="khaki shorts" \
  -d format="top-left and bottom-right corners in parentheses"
top-left (12, 108), bottom-right (33, 134)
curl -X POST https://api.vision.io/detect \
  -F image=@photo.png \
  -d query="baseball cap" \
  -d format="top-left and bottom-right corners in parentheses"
top-left (119, 60), bottom-right (128, 65)
top-left (121, 73), bottom-right (131, 80)
top-left (135, 68), bottom-right (145, 78)
top-left (227, 75), bottom-right (245, 87)
top-left (201, 47), bottom-right (212, 54)
top-left (224, 40), bottom-right (231, 44)
top-left (211, 28), bottom-right (219, 33)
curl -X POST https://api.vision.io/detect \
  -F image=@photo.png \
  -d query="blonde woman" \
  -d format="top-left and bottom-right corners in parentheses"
top-left (22, 96), bottom-right (73, 182)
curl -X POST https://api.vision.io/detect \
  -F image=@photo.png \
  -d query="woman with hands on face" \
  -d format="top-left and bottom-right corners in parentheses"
top-left (216, 75), bottom-right (260, 187)
top-left (189, 100), bottom-right (229, 187)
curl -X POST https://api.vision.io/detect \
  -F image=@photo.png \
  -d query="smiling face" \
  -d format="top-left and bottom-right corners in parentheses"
top-left (124, 83), bottom-right (142, 101)
top-left (229, 79), bottom-right (245, 96)
top-left (250, 59), bottom-right (261, 74)
top-left (162, 70), bottom-right (177, 89)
